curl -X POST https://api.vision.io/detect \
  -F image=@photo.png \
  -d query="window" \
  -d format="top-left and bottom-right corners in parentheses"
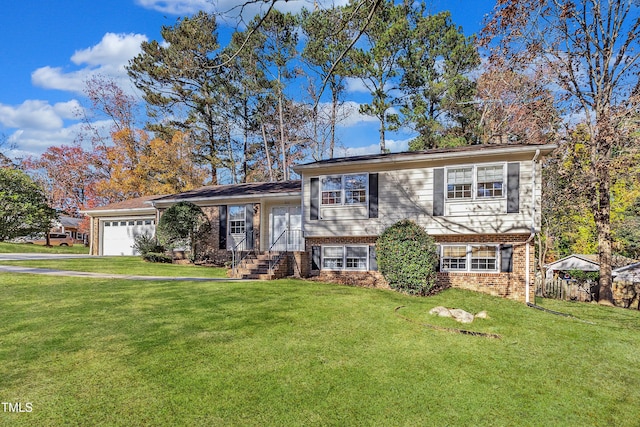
top-left (447, 168), bottom-right (472, 199)
top-left (441, 244), bottom-right (499, 272)
top-left (120, 221), bottom-right (127, 226)
top-left (104, 222), bottom-right (111, 227)
top-left (136, 220), bottom-right (143, 226)
top-left (321, 177), bottom-right (342, 205)
top-left (477, 165), bottom-right (504, 198)
top-left (345, 175), bottom-right (367, 204)
top-left (144, 220), bottom-right (153, 225)
top-left (446, 164), bottom-right (505, 200)
top-left (128, 221), bottom-right (135, 226)
top-left (229, 206), bottom-right (246, 235)
top-left (345, 246), bottom-right (368, 270)
top-left (471, 245), bottom-right (498, 270)
top-left (322, 246), bottom-right (344, 269)
top-left (321, 174), bottom-right (367, 205)
top-left (441, 246), bottom-right (467, 270)
top-left (322, 245), bottom-right (369, 271)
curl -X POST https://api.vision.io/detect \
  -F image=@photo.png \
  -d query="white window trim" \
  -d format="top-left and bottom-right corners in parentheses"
top-left (320, 173), bottom-right (368, 206)
top-left (440, 244), bottom-right (500, 273)
top-left (444, 163), bottom-right (506, 202)
top-left (321, 245), bottom-right (369, 271)
top-left (228, 205), bottom-right (246, 235)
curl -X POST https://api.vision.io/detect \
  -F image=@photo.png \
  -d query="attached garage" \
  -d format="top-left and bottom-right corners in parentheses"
top-left (82, 195), bottom-right (162, 256)
top-left (100, 218), bottom-right (156, 256)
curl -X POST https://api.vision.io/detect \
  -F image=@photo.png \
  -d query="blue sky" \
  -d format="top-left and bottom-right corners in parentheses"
top-left (0, 0), bottom-right (496, 162)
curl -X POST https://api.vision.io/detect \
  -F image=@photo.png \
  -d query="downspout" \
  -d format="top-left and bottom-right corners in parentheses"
top-left (525, 149), bottom-right (541, 304)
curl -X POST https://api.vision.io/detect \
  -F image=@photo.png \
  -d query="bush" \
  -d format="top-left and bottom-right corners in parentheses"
top-left (376, 219), bottom-right (439, 296)
top-left (142, 252), bottom-right (173, 263)
top-left (133, 233), bottom-right (164, 256)
top-left (156, 201), bottom-right (210, 261)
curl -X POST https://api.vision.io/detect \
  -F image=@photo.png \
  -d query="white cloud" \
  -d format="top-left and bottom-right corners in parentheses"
top-left (31, 33), bottom-right (147, 95)
top-left (0, 100), bottom-right (82, 130)
top-left (71, 33), bottom-right (147, 67)
top-left (336, 137), bottom-right (411, 157)
top-left (136, 0), bottom-right (349, 18)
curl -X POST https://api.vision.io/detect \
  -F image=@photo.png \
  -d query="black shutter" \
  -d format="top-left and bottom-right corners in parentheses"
top-left (218, 205), bottom-right (227, 250)
top-left (507, 163), bottom-right (520, 213)
top-left (500, 244), bottom-right (514, 273)
top-left (312, 246), bottom-right (321, 270)
top-left (368, 173), bottom-right (379, 219)
top-left (433, 168), bottom-right (445, 216)
top-left (369, 245), bottom-right (378, 271)
top-left (310, 178), bottom-right (319, 220)
top-left (245, 204), bottom-right (254, 250)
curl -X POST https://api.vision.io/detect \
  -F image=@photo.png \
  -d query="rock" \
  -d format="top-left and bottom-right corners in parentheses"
top-left (475, 310), bottom-right (489, 319)
top-left (429, 306), bottom-right (452, 317)
top-left (449, 308), bottom-right (475, 324)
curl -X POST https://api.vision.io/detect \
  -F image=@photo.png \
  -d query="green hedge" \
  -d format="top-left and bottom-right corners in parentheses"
top-left (376, 219), bottom-right (438, 296)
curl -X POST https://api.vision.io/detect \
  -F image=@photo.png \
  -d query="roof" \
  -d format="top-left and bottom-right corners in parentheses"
top-left (82, 195), bottom-right (164, 215)
top-left (546, 254), bottom-right (638, 272)
top-left (152, 180), bottom-right (301, 204)
top-left (58, 216), bottom-right (82, 228)
top-left (613, 262), bottom-right (640, 282)
top-left (293, 143), bottom-right (557, 172)
top-left (545, 254), bottom-right (600, 272)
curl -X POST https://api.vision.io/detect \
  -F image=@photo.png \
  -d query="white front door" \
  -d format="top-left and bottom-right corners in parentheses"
top-left (270, 206), bottom-right (302, 251)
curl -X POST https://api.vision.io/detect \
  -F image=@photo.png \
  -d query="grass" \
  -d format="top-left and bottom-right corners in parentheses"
top-left (1, 266), bottom-right (639, 426)
top-left (0, 256), bottom-right (228, 278)
top-left (0, 241), bottom-right (90, 254)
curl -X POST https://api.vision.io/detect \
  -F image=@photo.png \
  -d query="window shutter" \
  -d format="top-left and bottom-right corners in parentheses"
top-left (245, 204), bottom-right (254, 250)
top-left (507, 163), bottom-right (520, 213)
top-left (310, 178), bottom-right (319, 220)
top-left (500, 244), bottom-right (513, 273)
top-left (368, 173), bottom-right (379, 218)
top-left (219, 205), bottom-right (227, 250)
top-left (311, 246), bottom-right (321, 270)
top-left (433, 168), bottom-right (445, 216)
top-left (369, 245), bottom-right (378, 271)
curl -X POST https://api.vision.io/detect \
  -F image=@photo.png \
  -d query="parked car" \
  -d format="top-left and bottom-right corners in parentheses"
top-left (27, 233), bottom-right (74, 247)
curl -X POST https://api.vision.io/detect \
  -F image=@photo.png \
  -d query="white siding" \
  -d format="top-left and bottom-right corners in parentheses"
top-left (303, 160), bottom-right (538, 237)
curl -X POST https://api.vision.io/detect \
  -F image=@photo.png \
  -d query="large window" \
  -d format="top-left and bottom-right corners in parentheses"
top-left (321, 174), bottom-right (367, 205)
top-left (440, 244), bottom-right (499, 272)
top-left (322, 245), bottom-right (369, 271)
top-left (446, 164), bottom-right (505, 200)
top-left (229, 205), bottom-right (245, 235)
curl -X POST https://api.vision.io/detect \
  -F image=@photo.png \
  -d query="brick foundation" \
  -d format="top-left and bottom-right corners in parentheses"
top-left (305, 233), bottom-right (535, 303)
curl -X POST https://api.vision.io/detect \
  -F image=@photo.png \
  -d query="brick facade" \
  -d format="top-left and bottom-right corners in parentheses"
top-left (305, 233), bottom-right (535, 303)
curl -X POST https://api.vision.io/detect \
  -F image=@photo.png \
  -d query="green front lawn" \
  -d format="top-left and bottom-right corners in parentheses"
top-left (1, 271), bottom-right (639, 426)
top-left (0, 256), bottom-right (227, 278)
top-left (0, 241), bottom-right (90, 254)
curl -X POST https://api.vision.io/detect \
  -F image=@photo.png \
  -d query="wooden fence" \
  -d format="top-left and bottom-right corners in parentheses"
top-left (535, 277), bottom-right (596, 302)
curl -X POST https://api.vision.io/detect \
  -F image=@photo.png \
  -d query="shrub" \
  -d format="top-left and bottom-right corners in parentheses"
top-left (156, 201), bottom-right (210, 261)
top-left (133, 233), bottom-right (164, 256)
top-left (376, 219), bottom-right (439, 296)
top-left (142, 252), bottom-right (173, 263)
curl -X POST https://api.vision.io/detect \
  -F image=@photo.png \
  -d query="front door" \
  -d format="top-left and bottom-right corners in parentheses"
top-left (270, 206), bottom-right (302, 251)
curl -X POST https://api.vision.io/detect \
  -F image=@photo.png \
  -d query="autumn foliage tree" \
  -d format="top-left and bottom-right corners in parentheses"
top-left (482, 0), bottom-right (640, 304)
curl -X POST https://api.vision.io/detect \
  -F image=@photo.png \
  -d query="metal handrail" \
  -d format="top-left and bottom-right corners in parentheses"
top-left (268, 229), bottom-right (288, 274)
top-left (230, 234), bottom-right (247, 277)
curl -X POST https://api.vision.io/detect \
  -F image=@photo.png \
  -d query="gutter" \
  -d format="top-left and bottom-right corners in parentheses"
top-left (151, 191), bottom-right (301, 207)
top-left (525, 149), bottom-right (541, 304)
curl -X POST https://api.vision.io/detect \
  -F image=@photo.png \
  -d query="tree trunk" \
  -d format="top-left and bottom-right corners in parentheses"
top-left (595, 163), bottom-right (614, 305)
top-left (261, 124), bottom-right (274, 182)
top-left (379, 113), bottom-right (386, 153)
top-left (278, 93), bottom-right (288, 181)
top-left (330, 90), bottom-right (338, 159)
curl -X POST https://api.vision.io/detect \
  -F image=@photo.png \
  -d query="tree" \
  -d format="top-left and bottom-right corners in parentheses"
top-left (301, 5), bottom-right (351, 159)
top-left (482, 0), bottom-right (640, 304)
top-left (0, 168), bottom-right (57, 241)
top-left (22, 144), bottom-right (101, 215)
top-left (348, 0), bottom-right (408, 153)
top-left (156, 201), bottom-right (211, 261)
top-left (476, 67), bottom-right (558, 144)
top-left (401, 9), bottom-right (480, 150)
top-left (127, 12), bottom-right (227, 184)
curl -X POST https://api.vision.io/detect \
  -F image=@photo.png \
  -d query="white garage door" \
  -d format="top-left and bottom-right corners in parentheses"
top-left (102, 218), bottom-right (156, 256)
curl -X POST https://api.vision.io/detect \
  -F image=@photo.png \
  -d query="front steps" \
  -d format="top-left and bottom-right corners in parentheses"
top-left (232, 252), bottom-right (288, 280)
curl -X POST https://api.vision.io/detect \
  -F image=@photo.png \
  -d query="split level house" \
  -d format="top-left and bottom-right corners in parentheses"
top-left (84, 143), bottom-right (557, 303)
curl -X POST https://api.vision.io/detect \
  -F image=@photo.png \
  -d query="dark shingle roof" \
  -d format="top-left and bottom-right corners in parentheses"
top-left (83, 195), bottom-right (164, 212)
top-left (153, 180), bottom-right (301, 202)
